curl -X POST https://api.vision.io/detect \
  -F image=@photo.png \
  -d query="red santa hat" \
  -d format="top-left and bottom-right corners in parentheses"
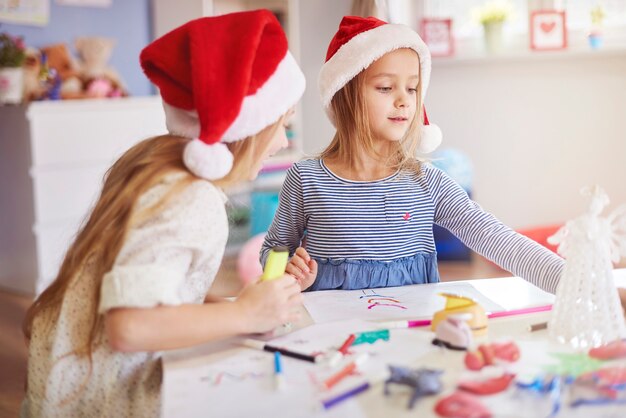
top-left (140, 10), bottom-right (305, 180)
top-left (319, 16), bottom-right (442, 154)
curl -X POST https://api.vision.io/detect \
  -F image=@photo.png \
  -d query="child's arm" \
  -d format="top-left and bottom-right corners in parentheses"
top-left (428, 166), bottom-right (563, 294)
top-left (261, 165), bottom-right (308, 276)
top-left (104, 275), bottom-right (302, 352)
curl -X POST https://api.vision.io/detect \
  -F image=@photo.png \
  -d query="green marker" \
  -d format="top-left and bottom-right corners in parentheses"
top-left (261, 246), bottom-right (289, 281)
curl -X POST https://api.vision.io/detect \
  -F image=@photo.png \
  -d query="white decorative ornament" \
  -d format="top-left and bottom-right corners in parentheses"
top-left (183, 139), bottom-right (233, 180)
top-left (547, 185), bottom-right (626, 349)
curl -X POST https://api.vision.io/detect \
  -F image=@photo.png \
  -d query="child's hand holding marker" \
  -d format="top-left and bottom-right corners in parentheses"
top-left (237, 247), bottom-right (302, 334)
top-left (286, 247), bottom-right (317, 291)
top-left (236, 278), bottom-right (302, 333)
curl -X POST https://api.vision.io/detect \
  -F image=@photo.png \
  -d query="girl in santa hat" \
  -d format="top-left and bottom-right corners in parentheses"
top-left (261, 15), bottom-right (568, 295)
top-left (21, 10), bottom-right (305, 417)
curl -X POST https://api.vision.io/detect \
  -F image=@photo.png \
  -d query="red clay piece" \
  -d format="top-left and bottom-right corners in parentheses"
top-left (434, 391), bottom-right (492, 418)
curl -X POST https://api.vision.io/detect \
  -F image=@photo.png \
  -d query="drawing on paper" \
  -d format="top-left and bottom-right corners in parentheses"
top-left (360, 289), bottom-right (407, 310)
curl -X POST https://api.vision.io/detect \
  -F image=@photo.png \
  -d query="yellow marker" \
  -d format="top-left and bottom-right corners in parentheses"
top-left (261, 246), bottom-right (289, 281)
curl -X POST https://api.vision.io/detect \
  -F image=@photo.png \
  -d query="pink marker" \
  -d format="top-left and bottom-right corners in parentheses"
top-left (379, 304), bottom-right (553, 329)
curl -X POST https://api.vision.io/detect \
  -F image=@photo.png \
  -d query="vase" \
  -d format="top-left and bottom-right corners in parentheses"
top-left (483, 21), bottom-right (503, 54)
top-left (0, 67), bottom-right (24, 105)
top-left (588, 32), bottom-right (603, 49)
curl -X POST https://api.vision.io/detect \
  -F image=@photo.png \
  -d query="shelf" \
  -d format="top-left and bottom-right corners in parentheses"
top-left (433, 45), bottom-right (626, 67)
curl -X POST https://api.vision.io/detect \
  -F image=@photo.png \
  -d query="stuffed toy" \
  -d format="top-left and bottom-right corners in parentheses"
top-left (40, 43), bottom-right (78, 81)
top-left (40, 43), bottom-right (82, 99)
top-left (22, 47), bottom-right (45, 101)
top-left (74, 36), bottom-right (127, 97)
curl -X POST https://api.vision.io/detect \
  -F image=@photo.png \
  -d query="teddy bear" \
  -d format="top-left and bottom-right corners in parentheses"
top-left (39, 43), bottom-right (83, 99)
top-left (74, 36), bottom-right (127, 98)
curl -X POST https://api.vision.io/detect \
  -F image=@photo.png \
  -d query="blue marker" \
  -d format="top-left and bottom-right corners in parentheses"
top-left (274, 351), bottom-right (285, 390)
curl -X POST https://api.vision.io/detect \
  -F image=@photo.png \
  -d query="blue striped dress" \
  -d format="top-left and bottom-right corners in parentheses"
top-left (261, 159), bottom-right (563, 293)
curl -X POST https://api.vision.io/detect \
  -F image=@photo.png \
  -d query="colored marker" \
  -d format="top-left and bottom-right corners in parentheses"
top-left (379, 305), bottom-right (553, 329)
top-left (327, 334), bottom-right (356, 367)
top-left (321, 381), bottom-right (371, 410)
top-left (241, 338), bottom-right (318, 363)
top-left (528, 321), bottom-right (548, 332)
top-left (323, 354), bottom-right (368, 390)
top-left (261, 246), bottom-right (289, 281)
top-left (274, 351), bottom-right (285, 390)
top-left (379, 319), bottom-right (431, 329)
top-left (487, 304), bottom-right (552, 319)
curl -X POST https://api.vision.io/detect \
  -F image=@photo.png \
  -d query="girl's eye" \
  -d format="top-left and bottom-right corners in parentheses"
top-left (408, 88), bottom-right (418, 94)
top-left (376, 87), bottom-right (392, 93)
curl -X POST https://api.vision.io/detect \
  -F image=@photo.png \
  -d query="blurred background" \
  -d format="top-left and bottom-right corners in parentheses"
top-left (1, 0), bottom-right (626, 415)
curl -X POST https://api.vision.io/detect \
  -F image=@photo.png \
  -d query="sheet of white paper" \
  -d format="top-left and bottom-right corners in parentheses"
top-left (163, 343), bottom-right (368, 418)
top-left (162, 319), bottom-right (439, 418)
top-left (302, 282), bottom-right (505, 324)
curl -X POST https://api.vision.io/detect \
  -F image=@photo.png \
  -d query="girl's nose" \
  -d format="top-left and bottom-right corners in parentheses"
top-left (395, 91), bottom-right (410, 108)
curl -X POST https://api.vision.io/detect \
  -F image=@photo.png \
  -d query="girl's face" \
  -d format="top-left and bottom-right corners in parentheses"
top-left (249, 109), bottom-right (294, 180)
top-left (363, 48), bottom-right (420, 144)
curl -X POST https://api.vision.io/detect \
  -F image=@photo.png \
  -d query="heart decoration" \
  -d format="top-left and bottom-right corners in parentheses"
top-left (540, 21), bottom-right (556, 33)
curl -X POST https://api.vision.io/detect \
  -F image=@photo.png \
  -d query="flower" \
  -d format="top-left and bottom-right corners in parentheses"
top-left (0, 32), bottom-right (26, 68)
top-left (590, 5), bottom-right (606, 26)
top-left (473, 1), bottom-right (514, 25)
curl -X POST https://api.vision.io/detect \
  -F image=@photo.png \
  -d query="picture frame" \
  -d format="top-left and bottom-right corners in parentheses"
top-left (530, 10), bottom-right (567, 51)
top-left (420, 18), bottom-right (454, 57)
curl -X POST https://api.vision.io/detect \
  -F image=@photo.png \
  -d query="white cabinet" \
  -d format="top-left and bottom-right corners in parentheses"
top-left (0, 97), bottom-right (167, 295)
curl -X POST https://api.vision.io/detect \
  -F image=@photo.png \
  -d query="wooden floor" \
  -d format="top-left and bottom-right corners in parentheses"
top-left (0, 256), bottom-right (506, 418)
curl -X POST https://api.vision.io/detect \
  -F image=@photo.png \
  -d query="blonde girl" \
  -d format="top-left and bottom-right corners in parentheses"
top-left (261, 16), bottom-right (566, 294)
top-left (21, 10), bottom-right (305, 417)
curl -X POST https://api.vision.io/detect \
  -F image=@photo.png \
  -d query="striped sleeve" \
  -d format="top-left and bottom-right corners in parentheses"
top-left (426, 166), bottom-right (564, 294)
top-left (260, 164), bottom-right (306, 266)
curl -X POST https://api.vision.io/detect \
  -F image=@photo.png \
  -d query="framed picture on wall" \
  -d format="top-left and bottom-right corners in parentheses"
top-left (421, 18), bottom-right (454, 57)
top-left (530, 10), bottom-right (567, 50)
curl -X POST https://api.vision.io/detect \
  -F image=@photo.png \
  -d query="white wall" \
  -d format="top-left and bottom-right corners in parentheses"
top-left (297, 1), bottom-right (626, 229)
top-left (297, 0), bottom-right (351, 156)
top-left (428, 54), bottom-right (626, 228)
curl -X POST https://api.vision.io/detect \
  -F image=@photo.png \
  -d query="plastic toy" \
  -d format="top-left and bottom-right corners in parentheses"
top-left (383, 366), bottom-right (443, 409)
top-left (431, 293), bottom-right (488, 336)
top-left (434, 391), bottom-right (491, 418)
top-left (432, 313), bottom-right (473, 350)
top-left (236, 233), bottom-right (267, 284)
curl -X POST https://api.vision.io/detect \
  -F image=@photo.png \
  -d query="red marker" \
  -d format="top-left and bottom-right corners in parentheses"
top-left (324, 354), bottom-right (368, 390)
top-left (327, 334), bottom-right (356, 367)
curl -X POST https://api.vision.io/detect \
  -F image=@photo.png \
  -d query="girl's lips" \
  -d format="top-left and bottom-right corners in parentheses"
top-left (388, 117), bottom-right (408, 122)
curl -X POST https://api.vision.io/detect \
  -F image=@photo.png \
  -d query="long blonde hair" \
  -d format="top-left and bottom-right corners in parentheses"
top-left (23, 117), bottom-right (283, 363)
top-left (320, 54), bottom-right (424, 174)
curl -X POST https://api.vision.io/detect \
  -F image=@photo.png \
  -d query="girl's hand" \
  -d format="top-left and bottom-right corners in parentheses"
top-left (235, 275), bottom-right (303, 334)
top-left (286, 247), bottom-right (317, 291)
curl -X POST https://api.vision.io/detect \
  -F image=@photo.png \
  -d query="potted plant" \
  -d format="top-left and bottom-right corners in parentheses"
top-left (473, 1), bottom-right (513, 53)
top-left (0, 32), bottom-right (27, 104)
top-left (588, 4), bottom-right (606, 49)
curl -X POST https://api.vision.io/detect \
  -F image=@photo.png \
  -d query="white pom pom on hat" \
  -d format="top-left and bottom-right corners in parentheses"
top-left (319, 15), bottom-right (442, 154)
top-left (140, 10), bottom-right (306, 180)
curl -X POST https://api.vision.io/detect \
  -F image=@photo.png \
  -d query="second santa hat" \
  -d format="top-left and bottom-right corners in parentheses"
top-left (319, 16), bottom-right (442, 154)
top-left (140, 10), bottom-right (305, 180)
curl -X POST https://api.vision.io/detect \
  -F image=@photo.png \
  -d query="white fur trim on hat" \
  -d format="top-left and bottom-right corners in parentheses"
top-left (319, 23), bottom-right (431, 112)
top-left (183, 139), bottom-right (233, 180)
top-left (162, 102), bottom-right (200, 139)
top-left (222, 51), bottom-right (305, 142)
top-left (418, 124), bottom-right (442, 154)
top-left (162, 52), bottom-right (304, 142)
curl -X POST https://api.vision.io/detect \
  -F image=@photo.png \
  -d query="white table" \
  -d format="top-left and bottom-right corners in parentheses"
top-left (162, 271), bottom-right (626, 418)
